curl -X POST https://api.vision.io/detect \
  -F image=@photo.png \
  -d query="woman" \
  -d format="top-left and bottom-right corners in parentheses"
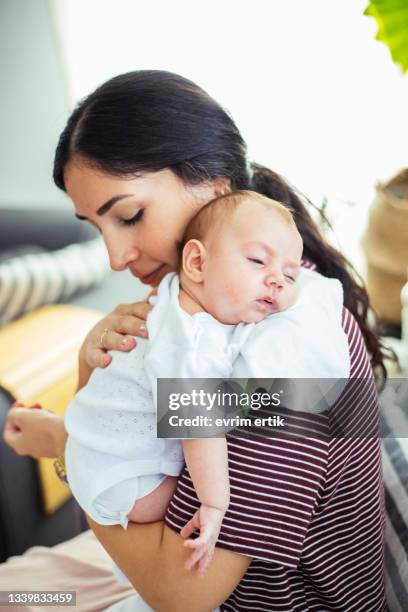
top-left (4, 70), bottom-right (387, 611)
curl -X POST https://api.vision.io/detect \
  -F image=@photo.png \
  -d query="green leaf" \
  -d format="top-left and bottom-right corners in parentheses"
top-left (364, 0), bottom-right (408, 72)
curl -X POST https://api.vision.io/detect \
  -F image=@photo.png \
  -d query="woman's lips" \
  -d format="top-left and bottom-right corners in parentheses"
top-left (139, 264), bottom-right (167, 285)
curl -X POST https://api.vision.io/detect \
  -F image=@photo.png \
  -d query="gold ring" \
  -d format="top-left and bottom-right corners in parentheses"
top-left (100, 328), bottom-right (109, 346)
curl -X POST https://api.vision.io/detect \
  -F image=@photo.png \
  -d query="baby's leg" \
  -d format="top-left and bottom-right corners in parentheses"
top-left (127, 476), bottom-right (178, 523)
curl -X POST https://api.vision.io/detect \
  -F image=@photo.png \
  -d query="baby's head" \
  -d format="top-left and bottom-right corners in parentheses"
top-left (179, 190), bottom-right (303, 324)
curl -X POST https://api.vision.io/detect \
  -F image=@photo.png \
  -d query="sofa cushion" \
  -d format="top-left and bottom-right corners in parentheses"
top-left (0, 238), bottom-right (110, 326)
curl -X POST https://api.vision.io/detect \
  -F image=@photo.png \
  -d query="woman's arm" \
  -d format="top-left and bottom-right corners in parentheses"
top-left (3, 410), bottom-right (250, 607)
top-left (3, 300), bottom-right (154, 458)
top-left (3, 412), bottom-right (249, 608)
top-left (88, 518), bottom-right (251, 612)
top-left (3, 407), bottom-right (67, 458)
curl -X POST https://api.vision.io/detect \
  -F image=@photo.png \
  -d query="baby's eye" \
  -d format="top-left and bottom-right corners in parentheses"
top-left (285, 274), bottom-right (296, 282)
top-left (120, 209), bottom-right (144, 226)
top-left (248, 257), bottom-right (264, 265)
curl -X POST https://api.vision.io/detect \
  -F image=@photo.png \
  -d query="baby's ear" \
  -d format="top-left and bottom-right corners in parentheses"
top-left (182, 239), bottom-right (206, 282)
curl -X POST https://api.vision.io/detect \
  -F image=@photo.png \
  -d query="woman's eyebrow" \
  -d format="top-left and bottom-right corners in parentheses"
top-left (75, 194), bottom-right (136, 220)
top-left (96, 194), bottom-right (136, 216)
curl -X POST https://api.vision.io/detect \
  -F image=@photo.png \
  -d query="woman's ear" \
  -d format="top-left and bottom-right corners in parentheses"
top-left (182, 239), bottom-right (206, 282)
top-left (213, 177), bottom-right (231, 197)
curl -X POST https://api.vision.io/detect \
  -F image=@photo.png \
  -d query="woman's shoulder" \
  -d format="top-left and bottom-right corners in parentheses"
top-left (341, 306), bottom-right (373, 378)
top-left (302, 258), bottom-right (372, 378)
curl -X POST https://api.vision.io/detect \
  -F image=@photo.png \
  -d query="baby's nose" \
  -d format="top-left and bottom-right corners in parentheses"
top-left (265, 274), bottom-right (284, 290)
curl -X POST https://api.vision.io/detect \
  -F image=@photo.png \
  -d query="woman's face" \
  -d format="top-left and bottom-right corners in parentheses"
top-left (65, 161), bottom-right (221, 286)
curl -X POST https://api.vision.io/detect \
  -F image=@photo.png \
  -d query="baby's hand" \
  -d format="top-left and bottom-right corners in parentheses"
top-left (180, 504), bottom-right (225, 576)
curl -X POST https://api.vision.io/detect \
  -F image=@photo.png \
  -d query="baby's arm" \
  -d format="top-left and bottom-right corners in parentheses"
top-left (180, 437), bottom-right (230, 576)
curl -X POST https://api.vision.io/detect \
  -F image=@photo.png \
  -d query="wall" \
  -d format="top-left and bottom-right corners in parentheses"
top-left (0, 0), bottom-right (70, 209)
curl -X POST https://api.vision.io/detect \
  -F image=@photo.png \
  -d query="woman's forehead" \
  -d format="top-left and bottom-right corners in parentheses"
top-left (64, 163), bottom-right (176, 211)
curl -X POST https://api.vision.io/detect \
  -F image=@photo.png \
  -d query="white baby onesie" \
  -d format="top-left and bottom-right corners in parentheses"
top-left (65, 273), bottom-right (251, 526)
top-left (65, 270), bottom-right (350, 527)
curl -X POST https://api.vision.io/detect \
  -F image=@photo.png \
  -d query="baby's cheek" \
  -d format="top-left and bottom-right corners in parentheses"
top-left (221, 297), bottom-right (252, 324)
top-left (239, 304), bottom-right (264, 324)
top-left (220, 282), bottom-right (242, 308)
top-left (280, 286), bottom-right (297, 310)
top-left (206, 292), bottom-right (239, 324)
top-left (289, 285), bottom-right (299, 307)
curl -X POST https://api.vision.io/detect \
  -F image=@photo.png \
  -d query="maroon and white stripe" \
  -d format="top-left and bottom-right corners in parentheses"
top-left (165, 306), bottom-right (385, 611)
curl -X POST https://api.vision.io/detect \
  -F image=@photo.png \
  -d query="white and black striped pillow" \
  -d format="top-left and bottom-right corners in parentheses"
top-left (0, 237), bottom-right (110, 326)
top-left (381, 386), bottom-right (408, 612)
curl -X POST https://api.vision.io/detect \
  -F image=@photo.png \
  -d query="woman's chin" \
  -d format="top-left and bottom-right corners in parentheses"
top-left (138, 264), bottom-right (169, 286)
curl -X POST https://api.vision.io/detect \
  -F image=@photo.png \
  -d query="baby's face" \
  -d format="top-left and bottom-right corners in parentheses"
top-left (200, 202), bottom-right (303, 324)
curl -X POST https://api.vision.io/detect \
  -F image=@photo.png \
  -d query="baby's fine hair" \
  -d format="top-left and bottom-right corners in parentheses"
top-left (180, 190), bottom-right (296, 253)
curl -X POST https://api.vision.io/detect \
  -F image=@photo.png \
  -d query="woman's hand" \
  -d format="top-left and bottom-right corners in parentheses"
top-left (79, 301), bottom-right (153, 383)
top-left (3, 404), bottom-right (67, 459)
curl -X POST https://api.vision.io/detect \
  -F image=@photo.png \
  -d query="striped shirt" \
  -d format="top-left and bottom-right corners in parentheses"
top-left (164, 303), bottom-right (385, 610)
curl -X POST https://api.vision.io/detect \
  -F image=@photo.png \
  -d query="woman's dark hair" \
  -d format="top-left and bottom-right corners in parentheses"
top-left (54, 69), bottom-right (390, 378)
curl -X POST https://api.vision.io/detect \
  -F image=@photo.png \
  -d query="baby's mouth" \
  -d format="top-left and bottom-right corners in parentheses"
top-left (256, 296), bottom-right (278, 313)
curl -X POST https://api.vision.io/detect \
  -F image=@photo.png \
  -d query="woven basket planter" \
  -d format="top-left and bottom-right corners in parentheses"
top-left (362, 169), bottom-right (408, 325)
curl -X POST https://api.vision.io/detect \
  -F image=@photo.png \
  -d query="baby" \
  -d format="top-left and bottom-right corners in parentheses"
top-left (64, 191), bottom-right (348, 576)
top-left (177, 190), bottom-right (300, 324)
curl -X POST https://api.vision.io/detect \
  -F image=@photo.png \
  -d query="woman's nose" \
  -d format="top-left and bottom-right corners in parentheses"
top-left (105, 237), bottom-right (140, 272)
top-left (109, 252), bottom-right (129, 272)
